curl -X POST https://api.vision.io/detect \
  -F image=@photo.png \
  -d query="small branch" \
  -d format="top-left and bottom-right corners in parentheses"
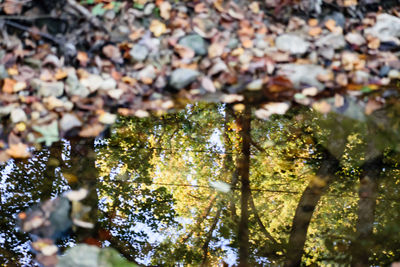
top-left (249, 193), bottom-right (278, 245)
top-left (4, 20), bottom-right (62, 45)
top-left (201, 206), bottom-right (222, 266)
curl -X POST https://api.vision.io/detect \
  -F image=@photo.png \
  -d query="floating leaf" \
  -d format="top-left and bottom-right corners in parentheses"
top-left (33, 120), bottom-right (59, 147)
top-left (6, 143), bottom-right (31, 159)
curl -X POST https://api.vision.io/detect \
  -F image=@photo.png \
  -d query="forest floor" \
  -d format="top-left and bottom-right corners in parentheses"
top-left (0, 0), bottom-right (399, 160)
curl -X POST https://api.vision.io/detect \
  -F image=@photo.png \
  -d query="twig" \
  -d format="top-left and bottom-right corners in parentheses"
top-left (3, 20), bottom-right (63, 45)
top-left (66, 0), bottom-right (106, 31)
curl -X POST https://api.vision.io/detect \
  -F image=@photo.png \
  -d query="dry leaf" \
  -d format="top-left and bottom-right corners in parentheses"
top-left (336, 73), bottom-right (348, 87)
top-left (334, 94), bottom-right (344, 107)
top-left (54, 69), bottom-right (68, 80)
top-left (249, 2), bottom-right (260, 13)
top-left (175, 44), bottom-right (195, 59)
top-left (13, 81), bottom-right (27, 92)
top-left (0, 151), bottom-right (11, 163)
top-left (77, 51), bottom-right (89, 67)
top-left (2, 78), bottom-right (16, 94)
top-left (6, 143), bottom-right (31, 159)
top-left (365, 99), bottom-right (383, 115)
top-left (201, 77), bottom-right (216, 93)
top-left (3, 0), bottom-right (24, 15)
top-left (102, 45), bottom-right (122, 62)
top-left (194, 2), bottom-right (207, 13)
top-left (159, 1), bottom-right (171, 20)
top-left (308, 18), bottom-right (319, 27)
top-left (150, 20), bottom-right (167, 37)
top-left (79, 123), bottom-right (104, 137)
top-left (313, 101), bottom-right (331, 114)
top-left (309, 27), bottom-right (322, 36)
top-left (7, 66), bottom-right (18, 76)
top-left (208, 43), bottom-right (225, 58)
top-left (324, 19), bottom-right (336, 32)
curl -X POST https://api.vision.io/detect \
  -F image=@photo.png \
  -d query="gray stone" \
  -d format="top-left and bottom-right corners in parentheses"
top-left (65, 73), bottom-right (90, 97)
top-left (60, 113), bottom-right (82, 132)
top-left (31, 79), bottom-right (64, 97)
top-left (99, 78), bottom-right (117, 91)
top-left (246, 79), bottom-right (263, 91)
top-left (275, 34), bottom-right (310, 54)
top-left (278, 64), bottom-right (330, 91)
top-left (0, 64), bottom-right (7, 79)
top-left (315, 33), bottom-right (346, 50)
top-left (10, 108), bottom-right (27, 123)
top-left (324, 12), bottom-right (346, 28)
top-left (169, 68), bottom-right (200, 89)
top-left (179, 34), bottom-right (208, 56)
top-left (227, 38), bottom-right (239, 49)
top-left (352, 70), bottom-right (370, 84)
top-left (129, 44), bottom-right (149, 62)
top-left (144, 3), bottom-right (155, 15)
top-left (345, 32), bottom-right (366, 46)
top-left (138, 65), bottom-right (156, 81)
top-left (365, 14), bottom-right (400, 44)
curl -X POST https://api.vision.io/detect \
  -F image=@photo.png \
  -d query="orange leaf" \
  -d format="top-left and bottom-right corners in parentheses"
top-left (309, 27), bottom-right (322, 36)
top-left (324, 19), bottom-right (336, 32)
top-left (2, 78), bottom-right (16, 94)
top-left (54, 69), bottom-right (68, 80)
top-left (6, 143), bottom-right (31, 159)
top-left (3, 0), bottom-right (23, 15)
top-left (79, 123), bottom-right (104, 137)
top-left (149, 20), bottom-right (167, 37)
top-left (77, 51), bottom-right (89, 67)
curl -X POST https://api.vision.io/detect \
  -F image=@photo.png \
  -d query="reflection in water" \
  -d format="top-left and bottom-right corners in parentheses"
top-left (2, 102), bottom-right (400, 266)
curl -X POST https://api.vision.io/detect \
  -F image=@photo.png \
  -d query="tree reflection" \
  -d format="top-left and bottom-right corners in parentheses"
top-left (4, 100), bottom-right (400, 266)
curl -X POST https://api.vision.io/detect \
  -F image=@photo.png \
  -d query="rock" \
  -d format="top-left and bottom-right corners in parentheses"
top-left (379, 65), bottom-right (391, 77)
top-left (324, 12), bottom-right (346, 28)
top-left (345, 32), bottom-right (366, 46)
top-left (65, 72), bottom-right (90, 98)
top-left (316, 33), bottom-right (346, 50)
top-left (275, 34), bottom-right (310, 54)
top-left (352, 70), bottom-right (370, 84)
top-left (31, 79), bottom-right (64, 97)
top-left (246, 79), bottom-right (263, 91)
top-left (104, 10), bottom-right (116, 20)
top-left (60, 113), bottom-right (82, 132)
top-left (144, 3), bottom-right (155, 15)
top-left (99, 78), bottom-right (117, 91)
top-left (0, 65), bottom-right (8, 79)
top-left (388, 69), bottom-right (400, 79)
top-left (227, 38), bottom-right (239, 49)
top-left (365, 14), bottom-right (400, 44)
top-left (178, 34), bottom-right (208, 56)
top-left (80, 75), bottom-right (104, 93)
top-left (11, 108), bottom-right (27, 123)
top-left (129, 44), bottom-right (149, 62)
top-left (138, 65), bottom-right (156, 82)
top-left (278, 64), bottom-right (330, 91)
top-left (169, 68), bottom-right (200, 89)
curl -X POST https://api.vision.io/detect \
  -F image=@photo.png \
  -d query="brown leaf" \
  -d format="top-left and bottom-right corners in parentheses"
top-left (159, 1), bottom-right (171, 20)
top-left (77, 51), bottom-right (89, 67)
top-left (2, 78), bottom-right (16, 94)
top-left (102, 45), bottom-right (122, 62)
top-left (54, 69), bottom-right (68, 80)
top-left (79, 123), bottom-right (104, 137)
top-left (365, 99), bottom-right (383, 115)
top-left (3, 0), bottom-right (24, 15)
top-left (0, 151), bottom-right (11, 163)
top-left (201, 77), bottom-right (216, 93)
top-left (208, 43), bottom-right (225, 58)
top-left (309, 27), bottom-right (322, 37)
top-left (175, 44), bottom-right (195, 59)
top-left (6, 143), bottom-right (31, 159)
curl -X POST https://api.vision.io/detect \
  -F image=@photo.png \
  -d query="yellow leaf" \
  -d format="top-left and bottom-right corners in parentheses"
top-left (150, 20), bottom-right (167, 37)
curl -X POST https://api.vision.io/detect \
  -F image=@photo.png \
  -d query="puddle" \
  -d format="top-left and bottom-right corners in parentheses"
top-left (2, 102), bottom-right (400, 266)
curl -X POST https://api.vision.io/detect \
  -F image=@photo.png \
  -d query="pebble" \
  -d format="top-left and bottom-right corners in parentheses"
top-left (31, 79), bottom-right (64, 97)
top-left (345, 32), bottom-right (366, 46)
top-left (365, 14), bottom-right (400, 44)
top-left (144, 3), bottom-right (155, 15)
top-left (379, 65), bottom-right (391, 77)
top-left (65, 72), bottom-right (90, 97)
top-left (179, 34), bottom-right (208, 56)
top-left (80, 75), bottom-right (103, 93)
top-left (99, 78), bottom-right (117, 91)
top-left (0, 65), bottom-right (8, 79)
top-left (60, 113), bottom-right (82, 132)
top-left (275, 34), bottom-right (310, 54)
top-left (246, 79), bottom-right (263, 91)
top-left (169, 68), bottom-right (200, 89)
top-left (129, 44), bottom-right (149, 62)
top-left (278, 64), bottom-right (330, 91)
top-left (315, 33), bottom-right (346, 50)
top-left (11, 108), bottom-right (27, 123)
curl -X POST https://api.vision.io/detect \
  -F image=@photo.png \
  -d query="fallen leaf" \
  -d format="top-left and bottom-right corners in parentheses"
top-left (150, 20), bottom-right (167, 37)
top-left (7, 66), bottom-right (18, 76)
top-left (175, 44), bottom-right (195, 59)
top-left (79, 123), bottom-right (104, 137)
top-left (98, 112), bottom-right (117, 124)
top-left (77, 51), bottom-right (89, 67)
top-left (201, 77), bottom-right (216, 93)
top-left (194, 3), bottom-right (207, 13)
top-left (313, 101), bottom-right (331, 114)
top-left (0, 151), bottom-right (11, 163)
top-left (6, 143), bottom-right (31, 159)
top-left (308, 18), bottom-right (319, 27)
top-left (33, 121), bottom-right (59, 146)
top-left (309, 27), bottom-right (322, 36)
top-left (324, 19), bottom-right (336, 32)
top-left (2, 78), bottom-right (16, 94)
top-left (208, 43), bottom-right (225, 58)
top-left (54, 69), bottom-right (68, 80)
top-left (249, 2), bottom-right (260, 13)
top-left (365, 99), bottom-right (382, 115)
top-left (159, 1), bottom-right (171, 20)
top-left (102, 45), bottom-right (122, 62)
top-left (3, 0), bottom-right (23, 15)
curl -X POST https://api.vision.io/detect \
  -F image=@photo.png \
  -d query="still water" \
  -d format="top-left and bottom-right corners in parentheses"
top-left (2, 101), bottom-right (400, 266)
